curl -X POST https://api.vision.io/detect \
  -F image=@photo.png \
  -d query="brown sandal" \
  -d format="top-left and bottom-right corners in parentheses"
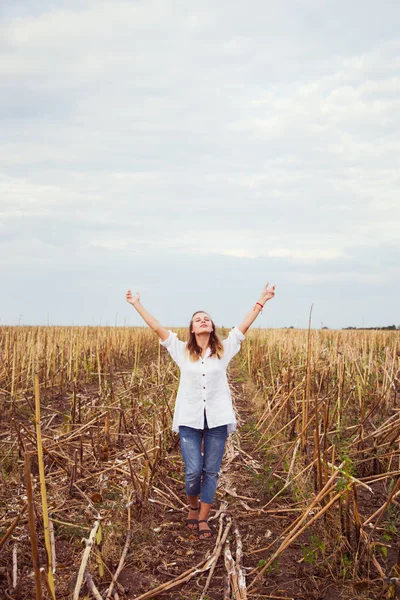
top-left (198, 519), bottom-right (213, 540)
top-left (186, 504), bottom-right (200, 530)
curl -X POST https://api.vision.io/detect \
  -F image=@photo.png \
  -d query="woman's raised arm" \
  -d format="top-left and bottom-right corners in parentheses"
top-left (126, 291), bottom-right (170, 341)
top-left (237, 282), bottom-right (276, 335)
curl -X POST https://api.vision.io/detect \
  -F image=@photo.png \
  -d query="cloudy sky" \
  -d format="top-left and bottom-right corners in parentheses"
top-left (1, 1), bottom-right (399, 329)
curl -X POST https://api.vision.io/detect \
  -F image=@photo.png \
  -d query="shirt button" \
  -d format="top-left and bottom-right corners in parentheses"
top-left (203, 386), bottom-right (206, 389)
top-left (202, 374), bottom-right (205, 376)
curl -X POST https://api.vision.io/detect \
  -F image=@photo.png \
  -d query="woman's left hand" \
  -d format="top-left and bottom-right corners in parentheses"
top-left (259, 283), bottom-right (276, 305)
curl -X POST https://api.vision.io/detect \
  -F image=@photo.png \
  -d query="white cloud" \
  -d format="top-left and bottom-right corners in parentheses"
top-left (268, 248), bottom-right (344, 261)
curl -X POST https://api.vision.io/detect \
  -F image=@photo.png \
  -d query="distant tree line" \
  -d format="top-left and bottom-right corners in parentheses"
top-left (279, 325), bottom-right (399, 330)
top-left (342, 325), bottom-right (399, 331)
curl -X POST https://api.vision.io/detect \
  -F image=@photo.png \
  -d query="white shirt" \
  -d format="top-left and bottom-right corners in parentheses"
top-left (160, 326), bottom-right (246, 433)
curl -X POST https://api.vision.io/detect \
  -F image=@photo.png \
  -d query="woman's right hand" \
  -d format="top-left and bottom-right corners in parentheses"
top-left (126, 290), bottom-right (140, 306)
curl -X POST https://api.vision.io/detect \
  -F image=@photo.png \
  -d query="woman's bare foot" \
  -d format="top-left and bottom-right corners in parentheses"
top-left (186, 506), bottom-right (199, 530)
top-left (198, 520), bottom-right (212, 539)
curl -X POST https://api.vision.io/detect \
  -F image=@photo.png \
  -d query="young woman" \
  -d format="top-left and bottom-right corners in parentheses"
top-left (126, 283), bottom-right (275, 539)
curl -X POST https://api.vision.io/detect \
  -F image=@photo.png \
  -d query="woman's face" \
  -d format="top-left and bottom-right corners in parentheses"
top-left (191, 312), bottom-right (213, 335)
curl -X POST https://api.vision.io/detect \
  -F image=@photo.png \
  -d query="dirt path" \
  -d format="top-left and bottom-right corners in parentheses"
top-left (118, 367), bottom-right (347, 600)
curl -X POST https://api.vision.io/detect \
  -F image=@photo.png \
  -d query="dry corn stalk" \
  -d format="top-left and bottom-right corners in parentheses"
top-left (73, 519), bottom-right (101, 600)
top-left (200, 511), bottom-right (232, 600)
top-left (105, 529), bottom-right (132, 599)
top-left (24, 452), bottom-right (43, 600)
top-left (34, 374), bottom-right (56, 599)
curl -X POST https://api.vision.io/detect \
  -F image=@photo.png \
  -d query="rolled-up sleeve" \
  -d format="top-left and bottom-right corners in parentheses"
top-left (160, 331), bottom-right (185, 366)
top-left (222, 326), bottom-right (246, 364)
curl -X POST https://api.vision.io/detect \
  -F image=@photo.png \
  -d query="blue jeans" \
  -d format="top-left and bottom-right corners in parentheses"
top-left (179, 413), bottom-right (228, 504)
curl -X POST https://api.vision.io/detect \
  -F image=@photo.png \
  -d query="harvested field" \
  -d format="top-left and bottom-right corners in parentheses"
top-left (0, 326), bottom-right (399, 599)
